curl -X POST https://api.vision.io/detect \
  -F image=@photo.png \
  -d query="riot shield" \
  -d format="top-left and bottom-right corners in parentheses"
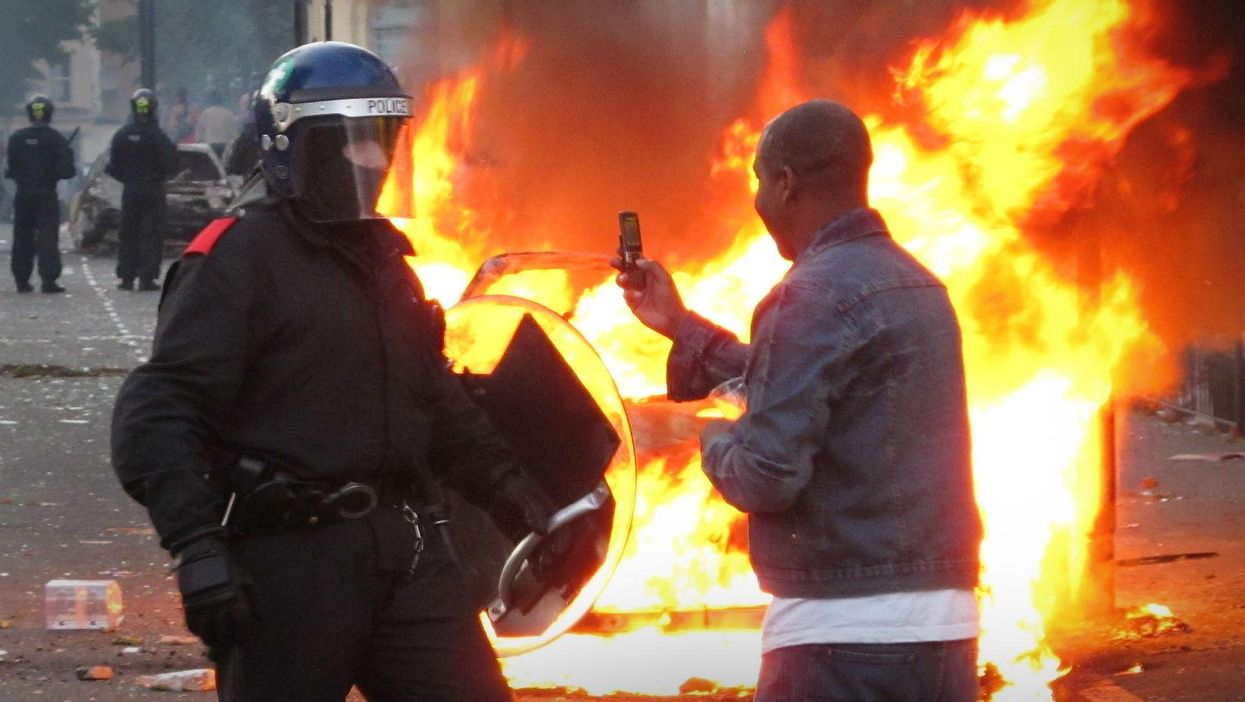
top-left (442, 294), bottom-right (637, 656)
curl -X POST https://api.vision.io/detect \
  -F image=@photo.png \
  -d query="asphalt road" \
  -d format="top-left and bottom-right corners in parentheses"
top-left (1, 225), bottom-right (1244, 701)
top-left (0, 228), bottom-right (200, 700)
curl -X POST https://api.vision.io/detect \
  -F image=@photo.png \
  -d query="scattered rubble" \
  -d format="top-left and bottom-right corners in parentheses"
top-left (135, 668), bottom-right (216, 692)
top-left (0, 364), bottom-right (127, 379)
top-left (1113, 604), bottom-right (1192, 640)
top-left (75, 664), bottom-right (114, 681)
top-left (1169, 452), bottom-right (1245, 462)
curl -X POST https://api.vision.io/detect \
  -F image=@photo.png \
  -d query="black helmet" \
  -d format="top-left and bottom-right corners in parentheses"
top-left (26, 94), bottom-right (53, 124)
top-left (254, 41), bottom-right (414, 223)
top-left (130, 88), bottom-right (158, 123)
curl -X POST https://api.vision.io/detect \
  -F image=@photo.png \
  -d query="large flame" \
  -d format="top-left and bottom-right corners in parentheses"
top-left (381, 0), bottom-right (1200, 698)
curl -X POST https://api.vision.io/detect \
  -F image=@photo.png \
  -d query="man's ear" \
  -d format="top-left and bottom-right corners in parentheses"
top-left (779, 165), bottom-right (798, 203)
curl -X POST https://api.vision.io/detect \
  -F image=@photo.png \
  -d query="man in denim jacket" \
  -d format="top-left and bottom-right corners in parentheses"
top-left (616, 100), bottom-right (983, 701)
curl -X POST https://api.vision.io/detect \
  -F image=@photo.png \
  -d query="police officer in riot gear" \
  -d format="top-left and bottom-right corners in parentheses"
top-left (111, 42), bottom-right (567, 701)
top-left (4, 94), bottom-right (74, 293)
top-left (107, 88), bottom-right (178, 291)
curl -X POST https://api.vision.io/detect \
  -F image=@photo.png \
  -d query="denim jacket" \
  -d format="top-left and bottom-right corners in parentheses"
top-left (669, 208), bottom-right (982, 598)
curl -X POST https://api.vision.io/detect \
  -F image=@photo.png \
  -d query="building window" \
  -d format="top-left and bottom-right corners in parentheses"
top-left (49, 62), bottom-right (72, 104)
top-left (369, 0), bottom-right (432, 68)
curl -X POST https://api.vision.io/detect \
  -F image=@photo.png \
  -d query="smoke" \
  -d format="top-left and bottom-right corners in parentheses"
top-left (400, 0), bottom-right (1244, 362)
top-left (1069, 0), bottom-right (1245, 351)
top-left (415, 2), bottom-right (769, 264)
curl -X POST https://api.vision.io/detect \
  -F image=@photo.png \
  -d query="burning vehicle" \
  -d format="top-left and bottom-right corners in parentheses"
top-left (68, 143), bottom-right (236, 253)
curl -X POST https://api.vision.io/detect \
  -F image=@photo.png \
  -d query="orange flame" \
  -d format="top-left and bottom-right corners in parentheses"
top-left (382, 0), bottom-right (1203, 697)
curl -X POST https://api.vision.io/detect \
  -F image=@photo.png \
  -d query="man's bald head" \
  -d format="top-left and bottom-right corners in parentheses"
top-left (756, 100), bottom-right (873, 200)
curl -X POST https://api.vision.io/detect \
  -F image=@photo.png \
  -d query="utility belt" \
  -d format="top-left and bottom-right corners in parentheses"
top-left (218, 457), bottom-right (462, 577)
top-left (219, 456), bottom-right (388, 533)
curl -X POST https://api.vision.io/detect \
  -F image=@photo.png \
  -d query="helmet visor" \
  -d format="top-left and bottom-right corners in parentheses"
top-left (292, 116), bottom-right (414, 222)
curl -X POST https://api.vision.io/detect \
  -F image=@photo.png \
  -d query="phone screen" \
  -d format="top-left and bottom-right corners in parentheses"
top-left (618, 211), bottom-right (642, 264)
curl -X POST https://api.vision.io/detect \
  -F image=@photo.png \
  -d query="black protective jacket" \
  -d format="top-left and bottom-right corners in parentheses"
top-left (106, 121), bottom-right (177, 186)
top-left (111, 200), bottom-right (520, 550)
top-left (5, 124), bottom-right (74, 192)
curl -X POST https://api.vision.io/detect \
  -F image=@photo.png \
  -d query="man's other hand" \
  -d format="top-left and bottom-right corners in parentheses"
top-left (700, 418), bottom-right (734, 448)
top-left (610, 256), bottom-right (688, 339)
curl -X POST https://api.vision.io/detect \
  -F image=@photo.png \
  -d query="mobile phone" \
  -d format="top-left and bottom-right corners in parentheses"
top-left (618, 211), bottom-right (645, 287)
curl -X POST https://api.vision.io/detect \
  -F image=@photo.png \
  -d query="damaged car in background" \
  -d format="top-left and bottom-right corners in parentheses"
top-left (69, 143), bottom-right (236, 253)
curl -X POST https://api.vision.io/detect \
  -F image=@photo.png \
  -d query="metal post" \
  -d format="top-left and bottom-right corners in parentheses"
top-left (1233, 339), bottom-right (1245, 439)
top-left (324, 0), bottom-right (333, 41)
top-left (294, 0), bottom-right (309, 46)
top-left (138, 0), bottom-right (156, 89)
top-left (1088, 398), bottom-right (1118, 614)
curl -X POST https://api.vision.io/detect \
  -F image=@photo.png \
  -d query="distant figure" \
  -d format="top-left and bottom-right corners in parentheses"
top-left (196, 91), bottom-right (237, 158)
top-left (235, 91), bottom-right (252, 132)
top-left (224, 93), bottom-right (260, 178)
top-left (107, 89), bottom-right (179, 292)
top-left (4, 94), bottom-right (74, 293)
top-left (165, 86), bottom-right (197, 144)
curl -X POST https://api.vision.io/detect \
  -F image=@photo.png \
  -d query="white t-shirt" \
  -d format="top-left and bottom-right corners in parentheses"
top-left (761, 588), bottom-right (980, 654)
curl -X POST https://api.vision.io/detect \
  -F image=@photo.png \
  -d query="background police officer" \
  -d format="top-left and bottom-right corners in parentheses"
top-left (111, 42), bottom-right (567, 701)
top-left (4, 94), bottom-right (74, 293)
top-left (107, 88), bottom-right (178, 291)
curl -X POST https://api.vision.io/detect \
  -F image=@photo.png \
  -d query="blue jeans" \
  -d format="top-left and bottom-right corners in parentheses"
top-left (755, 639), bottom-right (979, 702)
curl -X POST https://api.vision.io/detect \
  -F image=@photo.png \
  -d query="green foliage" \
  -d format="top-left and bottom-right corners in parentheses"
top-left (0, 0), bottom-right (94, 116)
top-left (94, 0), bottom-right (294, 104)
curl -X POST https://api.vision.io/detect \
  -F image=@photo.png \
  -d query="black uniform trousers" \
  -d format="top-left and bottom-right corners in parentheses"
top-left (11, 188), bottom-right (61, 286)
top-left (216, 505), bottom-right (513, 702)
top-left (116, 183), bottom-right (167, 284)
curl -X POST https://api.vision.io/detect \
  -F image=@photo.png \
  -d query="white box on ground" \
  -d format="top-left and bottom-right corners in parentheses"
top-left (44, 579), bottom-right (124, 630)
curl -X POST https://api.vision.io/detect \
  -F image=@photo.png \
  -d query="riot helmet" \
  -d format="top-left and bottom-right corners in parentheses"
top-left (130, 89), bottom-right (158, 124)
top-left (254, 42), bottom-right (414, 223)
top-left (26, 94), bottom-right (53, 124)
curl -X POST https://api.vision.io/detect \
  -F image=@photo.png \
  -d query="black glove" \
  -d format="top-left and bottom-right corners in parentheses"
top-left (173, 535), bottom-right (258, 650)
top-left (488, 471), bottom-right (556, 539)
top-left (488, 472), bottom-right (588, 589)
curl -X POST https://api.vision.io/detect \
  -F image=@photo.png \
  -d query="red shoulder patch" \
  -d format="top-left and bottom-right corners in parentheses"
top-left (183, 217), bottom-right (238, 256)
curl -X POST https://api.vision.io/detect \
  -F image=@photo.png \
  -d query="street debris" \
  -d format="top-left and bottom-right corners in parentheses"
top-left (1169, 452), bottom-right (1245, 462)
top-left (679, 677), bottom-right (721, 694)
top-left (157, 634), bottom-right (199, 645)
top-left (112, 635), bottom-right (143, 646)
top-left (134, 668), bottom-right (216, 692)
top-left (76, 664), bottom-right (115, 681)
top-left (106, 526), bottom-right (155, 535)
top-left (1117, 552), bottom-right (1218, 567)
top-left (1113, 603), bottom-right (1191, 640)
top-left (1140, 476), bottom-right (1159, 489)
top-left (44, 579), bottom-right (124, 630)
top-left (0, 364), bottom-right (127, 379)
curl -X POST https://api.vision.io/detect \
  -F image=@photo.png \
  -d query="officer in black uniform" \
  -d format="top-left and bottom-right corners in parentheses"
top-left (4, 94), bottom-right (74, 293)
top-left (111, 42), bottom-right (567, 702)
top-left (224, 91), bottom-right (261, 178)
top-left (107, 88), bottom-right (178, 291)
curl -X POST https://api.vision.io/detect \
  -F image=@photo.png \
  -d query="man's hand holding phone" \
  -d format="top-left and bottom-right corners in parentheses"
top-left (610, 211), bottom-right (688, 340)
